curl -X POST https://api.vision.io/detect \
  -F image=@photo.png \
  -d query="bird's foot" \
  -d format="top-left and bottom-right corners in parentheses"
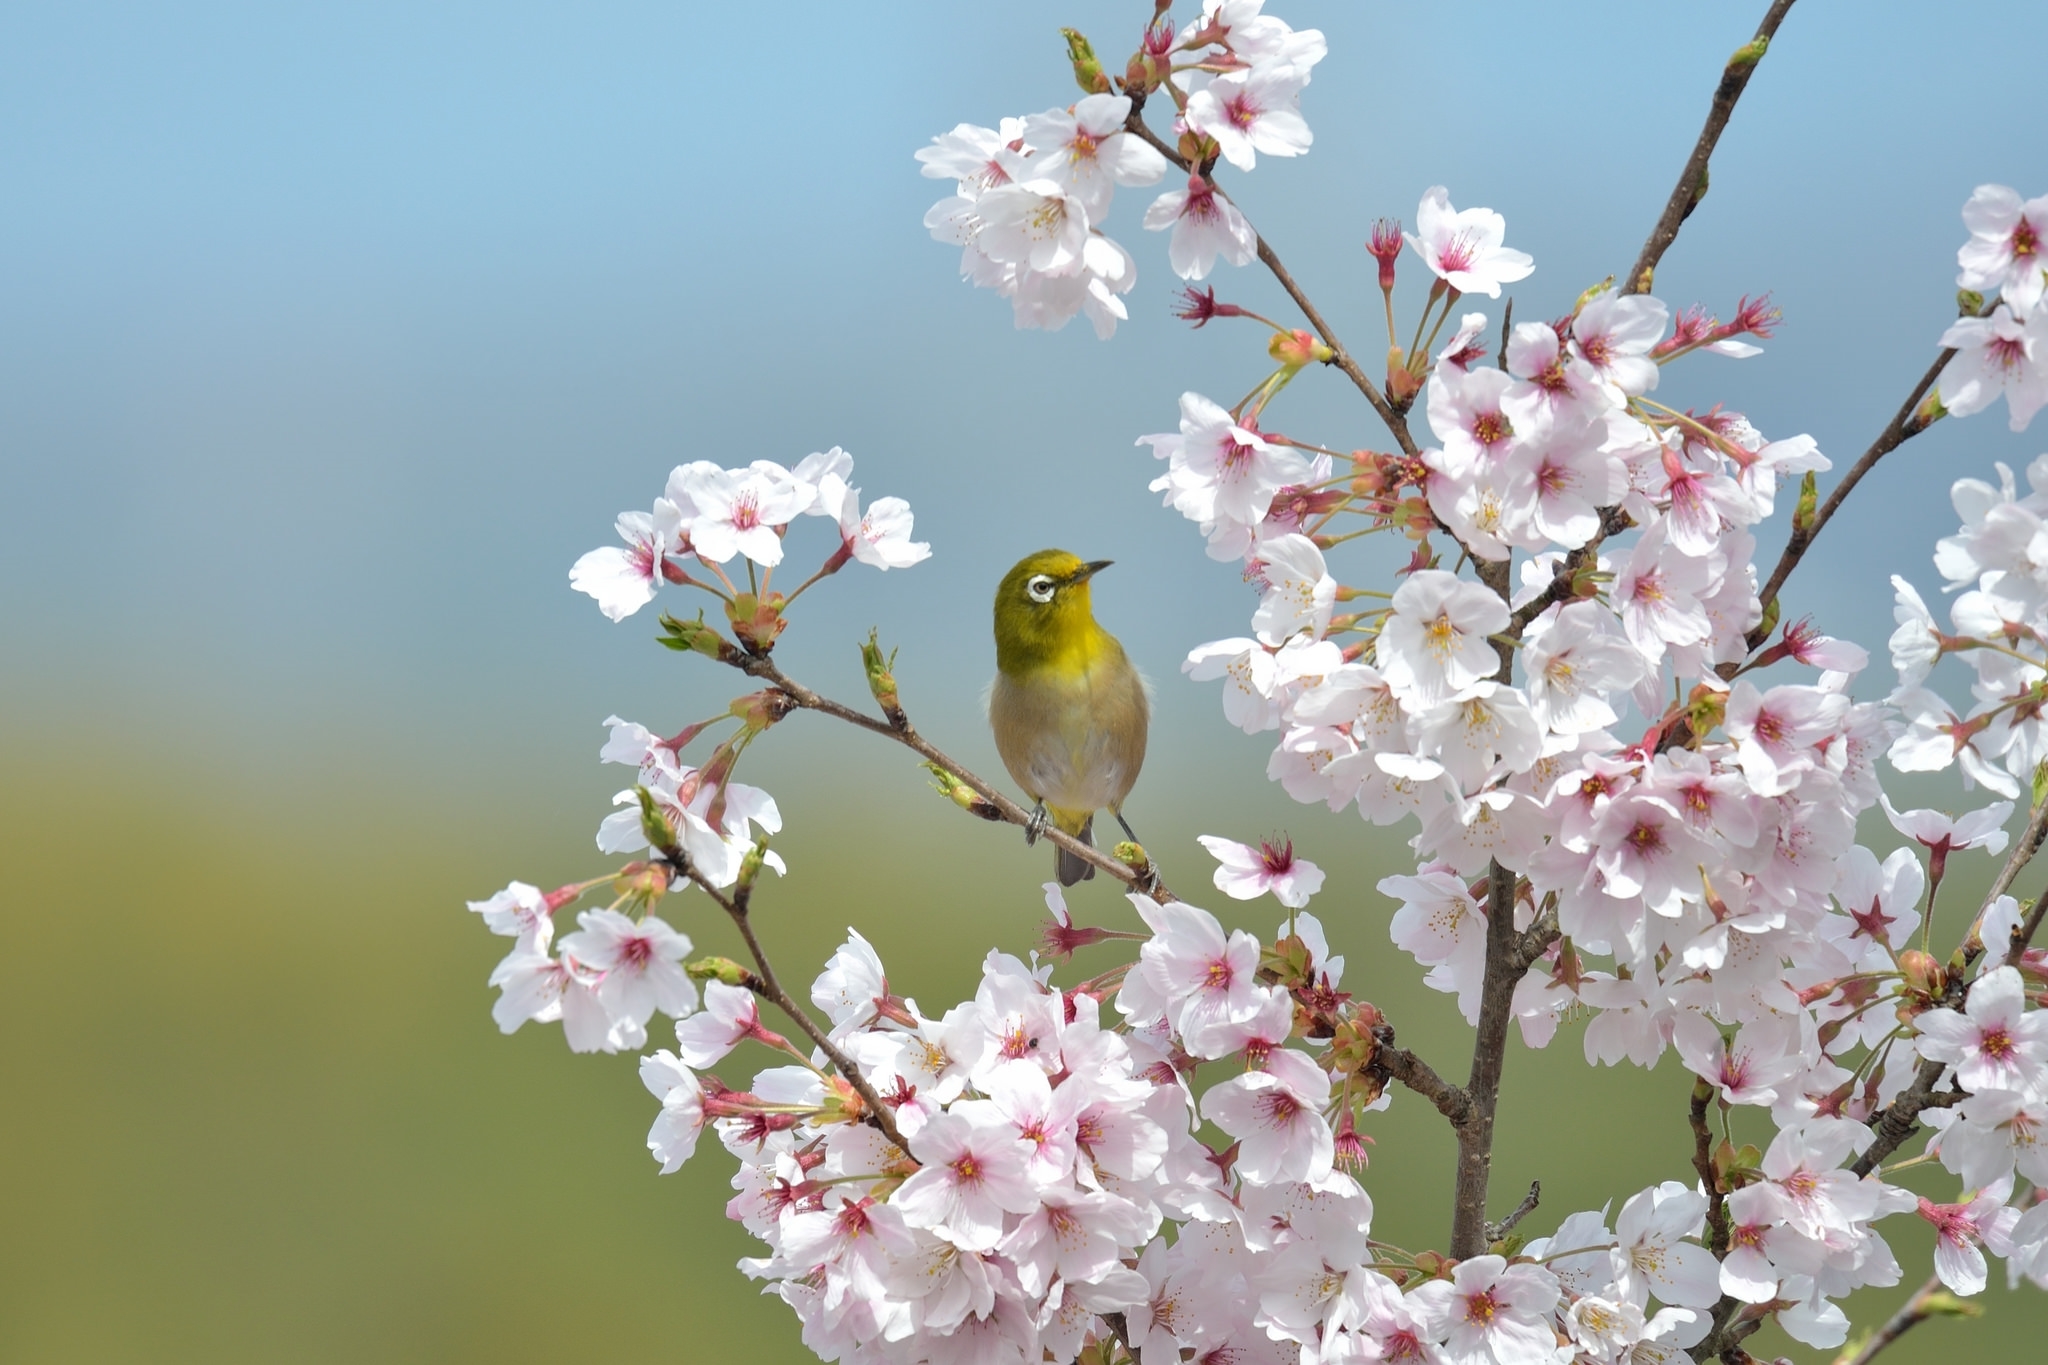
top-left (1114, 810), bottom-right (1142, 846)
top-left (1024, 801), bottom-right (1048, 847)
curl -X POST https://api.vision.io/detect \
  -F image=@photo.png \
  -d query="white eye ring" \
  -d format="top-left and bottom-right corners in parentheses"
top-left (1026, 574), bottom-right (1056, 604)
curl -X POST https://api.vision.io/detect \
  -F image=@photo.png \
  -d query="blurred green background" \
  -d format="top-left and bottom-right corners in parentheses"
top-left (6, 1), bottom-right (2048, 1361)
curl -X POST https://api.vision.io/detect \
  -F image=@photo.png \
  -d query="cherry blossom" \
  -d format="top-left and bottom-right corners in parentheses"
top-left (1957, 183), bottom-right (2048, 313)
top-left (1915, 965), bottom-right (2048, 1095)
top-left (1938, 303), bottom-right (2048, 432)
top-left (1184, 65), bottom-right (1313, 172)
top-left (1197, 833), bottom-right (1325, 907)
top-left (569, 502), bottom-right (683, 621)
top-left (1405, 186), bottom-right (1534, 299)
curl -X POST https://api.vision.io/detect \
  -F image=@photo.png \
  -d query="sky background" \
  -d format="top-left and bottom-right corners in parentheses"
top-left (4, 2), bottom-right (2047, 1361)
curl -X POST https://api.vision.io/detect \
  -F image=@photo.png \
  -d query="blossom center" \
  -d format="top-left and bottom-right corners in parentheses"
top-left (1437, 231), bottom-right (1478, 274)
top-left (2014, 218), bottom-right (2041, 260)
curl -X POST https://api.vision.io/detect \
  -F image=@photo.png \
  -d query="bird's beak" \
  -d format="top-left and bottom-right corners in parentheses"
top-left (1070, 560), bottom-right (1113, 585)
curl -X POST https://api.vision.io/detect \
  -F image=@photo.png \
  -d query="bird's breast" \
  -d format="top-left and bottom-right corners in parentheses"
top-left (988, 644), bottom-right (1149, 815)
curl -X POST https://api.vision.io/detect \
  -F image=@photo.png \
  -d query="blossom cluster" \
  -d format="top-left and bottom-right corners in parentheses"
top-left (1938, 185), bottom-right (2048, 431)
top-left (570, 444), bottom-right (929, 624)
top-left (628, 898), bottom-right (1744, 1365)
top-left (463, 4), bottom-right (2048, 1361)
top-left (918, 1), bottom-right (1325, 337)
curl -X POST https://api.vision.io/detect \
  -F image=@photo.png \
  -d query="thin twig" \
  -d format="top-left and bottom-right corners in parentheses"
top-left (659, 844), bottom-right (908, 1151)
top-left (1621, 0), bottom-right (1799, 295)
top-left (1839, 1275), bottom-right (1953, 1365)
top-left (1485, 1181), bottom-right (1541, 1243)
top-left (1120, 110), bottom-right (1420, 456)
top-left (1747, 337), bottom-right (1964, 648)
top-left (729, 652), bottom-right (1175, 902)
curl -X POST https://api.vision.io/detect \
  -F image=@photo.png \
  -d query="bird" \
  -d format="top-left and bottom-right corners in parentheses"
top-left (989, 549), bottom-right (1150, 886)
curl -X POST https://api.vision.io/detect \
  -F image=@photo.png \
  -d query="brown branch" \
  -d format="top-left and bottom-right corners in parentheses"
top-left (729, 652), bottom-right (1175, 902)
top-left (1746, 339), bottom-right (1961, 648)
top-left (1101, 1310), bottom-right (1141, 1365)
top-left (1689, 1080), bottom-right (1732, 1255)
top-left (659, 845), bottom-right (908, 1151)
top-left (1840, 1275), bottom-right (1957, 1365)
top-left (1486, 1180), bottom-right (1541, 1243)
top-left (1622, 0), bottom-right (1798, 295)
top-left (1449, 861), bottom-right (1552, 1256)
top-left (1120, 108), bottom-right (1420, 457)
top-left (1372, 1025), bottom-right (1471, 1125)
top-left (1508, 507), bottom-right (1633, 635)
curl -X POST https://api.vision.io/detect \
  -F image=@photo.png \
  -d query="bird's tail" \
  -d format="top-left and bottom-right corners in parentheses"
top-left (1054, 812), bottom-right (1095, 887)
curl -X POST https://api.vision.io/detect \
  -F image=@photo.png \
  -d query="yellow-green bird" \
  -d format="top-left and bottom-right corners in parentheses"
top-left (990, 549), bottom-right (1150, 886)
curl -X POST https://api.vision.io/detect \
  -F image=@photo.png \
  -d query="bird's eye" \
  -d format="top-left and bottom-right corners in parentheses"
top-left (1026, 574), bottom-right (1056, 604)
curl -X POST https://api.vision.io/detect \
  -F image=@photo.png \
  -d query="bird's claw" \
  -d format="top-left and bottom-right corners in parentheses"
top-left (1024, 802), bottom-right (1048, 847)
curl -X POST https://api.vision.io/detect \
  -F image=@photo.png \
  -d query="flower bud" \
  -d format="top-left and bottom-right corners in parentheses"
top-left (686, 955), bottom-right (753, 985)
top-left (1727, 35), bottom-right (1769, 69)
top-left (1957, 288), bottom-right (1986, 316)
top-left (736, 837), bottom-right (771, 894)
top-left (635, 786), bottom-right (676, 853)
top-left (924, 763), bottom-right (1002, 820)
top-left (861, 629), bottom-right (906, 728)
top-left (1791, 470), bottom-right (1819, 537)
top-left (1114, 840), bottom-right (1149, 878)
top-left (1270, 327), bottom-right (1334, 371)
top-left (1899, 948), bottom-right (1947, 999)
top-left (658, 610), bottom-right (740, 663)
top-left (1061, 28), bottom-right (1112, 95)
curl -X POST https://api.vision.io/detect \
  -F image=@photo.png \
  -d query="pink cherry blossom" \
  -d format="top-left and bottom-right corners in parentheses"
top-left (1915, 965), bottom-right (2048, 1095)
top-left (1184, 65), bottom-right (1313, 172)
top-left (1197, 833), bottom-right (1326, 907)
top-left (569, 502), bottom-right (684, 621)
top-left (1144, 174), bottom-right (1258, 280)
top-left (1957, 183), bottom-right (2048, 313)
top-left (1405, 186), bottom-right (1534, 299)
top-left (890, 1107), bottom-right (1042, 1251)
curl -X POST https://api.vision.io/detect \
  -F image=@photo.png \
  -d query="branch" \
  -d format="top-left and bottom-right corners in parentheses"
top-left (1101, 1311), bottom-right (1141, 1365)
top-left (1119, 107), bottom-right (1420, 457)
top-left (1839, 1275), bottom-right (1965, 1365)
top-left (1448, 862), bottom-right (1555, 1257)
top-left (1508, 507), bottom-right (1633, 636)
top-left (658, 844), bottom-right (908, 1151)
top-left (730, 651), bottom-right (1176, 902)
top-left (1688, 1080), bottom-right (1731, 1255)
top-left (1621, 0), bottom-right (1799, 295)
top-left (1747, 337), bottom-right (1964, 648)
top-left (1485, 1181), bottom-right (1541, 1244)
top-left (1372, 1023), bottom-right (1471, 1126)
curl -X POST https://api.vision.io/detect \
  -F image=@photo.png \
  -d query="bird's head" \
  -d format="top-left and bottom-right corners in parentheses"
top-left (994, 549), bottom-right (1113, 671)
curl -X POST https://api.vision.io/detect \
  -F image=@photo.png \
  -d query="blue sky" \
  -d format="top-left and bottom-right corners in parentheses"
top-left (4, 0), bottom-right (2045, 789)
